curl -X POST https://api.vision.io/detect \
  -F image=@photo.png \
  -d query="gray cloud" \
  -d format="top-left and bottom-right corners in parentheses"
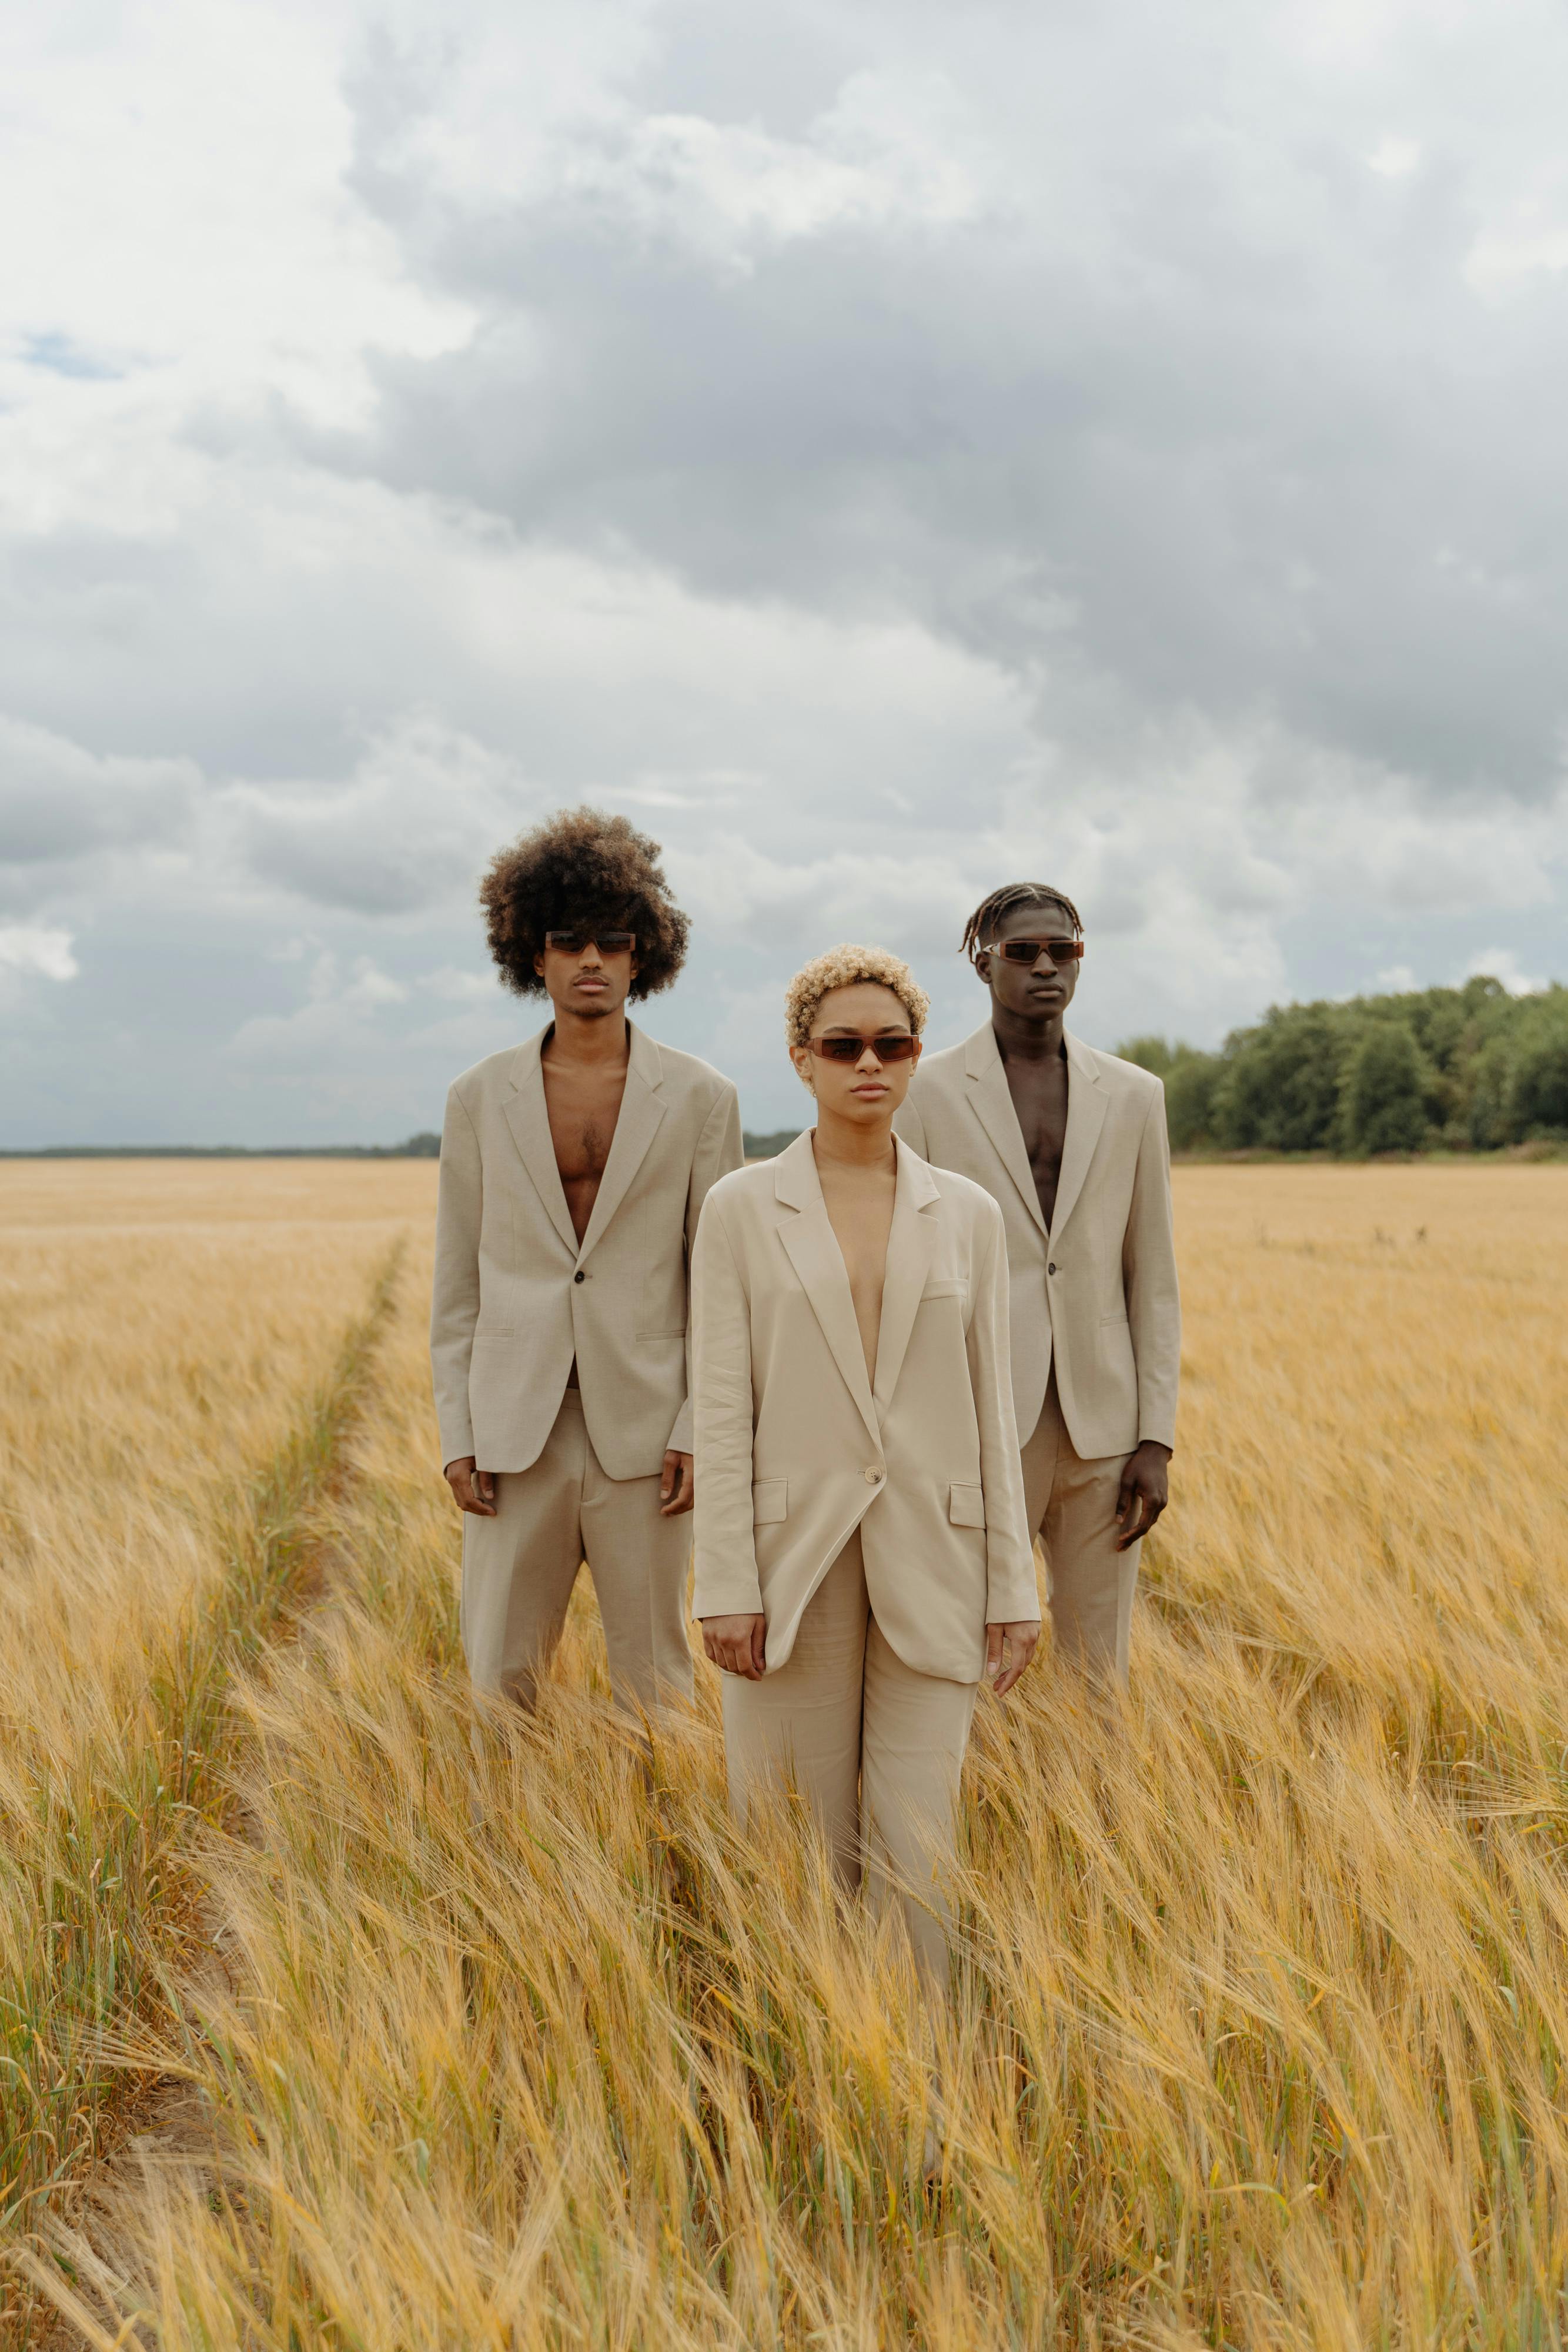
top-left (2, 0), bottom-right (1566, 1147)
top-left (0, 712), bottom-right (197, 866)
top-left (329, 0), bottom-right (1568, 804)
top-left (227, 711), bottom-right (537, 914)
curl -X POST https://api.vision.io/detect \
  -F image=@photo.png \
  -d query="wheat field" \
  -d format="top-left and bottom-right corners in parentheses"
top-left (4, 1159), bottom-right (1567, 2348)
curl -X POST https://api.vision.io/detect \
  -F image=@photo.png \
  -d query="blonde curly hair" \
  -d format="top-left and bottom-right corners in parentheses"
top-left (784, 944), bottom-right (930, 1051)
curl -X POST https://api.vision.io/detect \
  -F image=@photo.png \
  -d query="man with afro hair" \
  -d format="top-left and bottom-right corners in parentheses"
top-left (431, 807), bottom-right (742, 1716)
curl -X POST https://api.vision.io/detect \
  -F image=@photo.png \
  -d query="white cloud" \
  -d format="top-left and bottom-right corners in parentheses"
top-left (1367, 136), bottom-right (1421, 179)
top-left (2, 0), bottom-right (1568, 1142)
top-left (1466, 947), bottom-right (1548, 995)
top-left (423, 965), bottom-right (502, 1002)
top-left (0, 925), bottom-right (78, 980)
top-left (226, 953), bottom-right (410, 1073)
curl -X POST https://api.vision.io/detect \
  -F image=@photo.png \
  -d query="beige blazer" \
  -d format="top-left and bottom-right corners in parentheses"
top-left (893, 1024), bottom-right (1179, 1459)
top-left (690, 1132), bottom-right (1037, 1682)
top-left (430, 1021), bottom-right (743, 1480)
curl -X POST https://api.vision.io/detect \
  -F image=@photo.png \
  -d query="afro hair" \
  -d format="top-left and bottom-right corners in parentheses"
top-left (479, 807), bottom-right (690, 1000)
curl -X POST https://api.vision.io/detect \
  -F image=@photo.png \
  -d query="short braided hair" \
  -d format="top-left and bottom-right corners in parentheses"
top-left (960, 881), bottom-right (1083, 965)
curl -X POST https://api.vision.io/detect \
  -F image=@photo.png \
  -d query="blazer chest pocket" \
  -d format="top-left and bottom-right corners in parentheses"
top-left (922, 1279), bottom-right (966, 1301)
top-left (753, 1479), bottom-right (788, 1525)
top-left (948, 1483), bottom-right (986, 1528)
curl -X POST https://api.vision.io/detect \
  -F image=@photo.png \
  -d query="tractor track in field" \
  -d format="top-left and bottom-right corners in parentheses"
top-left (5, 1241), bottom-right (406, 2350)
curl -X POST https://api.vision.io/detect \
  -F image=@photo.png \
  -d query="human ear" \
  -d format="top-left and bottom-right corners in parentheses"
top-left (789, 1044), bottom-right (817, 1095)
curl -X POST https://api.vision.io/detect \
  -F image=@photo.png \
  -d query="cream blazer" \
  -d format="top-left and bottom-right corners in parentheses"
top-left (690, 1132), bottom-right (1038, 1682)
top-left (430, 1021), bottom-right (743, 1480)
top-left (893, 1024), bottom-right (1179, 1459)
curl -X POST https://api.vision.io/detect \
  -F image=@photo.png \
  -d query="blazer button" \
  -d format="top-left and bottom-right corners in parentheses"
top-left (865, 1466), bottom-right (882, 1483)
top-left (573, 1270), bottom-right (586, 1284)
top-left (1048, 1262), bottom-right (1057, 1275)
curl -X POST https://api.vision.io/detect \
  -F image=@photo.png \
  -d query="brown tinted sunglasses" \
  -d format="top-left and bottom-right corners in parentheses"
top-left (992, 936), bottom-right (1084, 965)
top-left (544, 929), bottom-right (636, 955)
top-left (805, 1032), bottom-right (921, 1064)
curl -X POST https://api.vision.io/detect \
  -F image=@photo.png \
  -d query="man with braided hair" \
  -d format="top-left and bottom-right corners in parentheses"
top-left (892, 884), bottom-right (1179, 1683)
top-left (431, 808), bottom-right (742, 1716)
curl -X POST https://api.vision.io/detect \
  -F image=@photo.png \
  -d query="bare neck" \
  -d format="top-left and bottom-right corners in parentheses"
top-left (542, 1009), bottom-right (631, 1070)
top-left (992, 999), bottom-right (1066, 1065)
top-left (811, 1105), bottom-right (898, 1172)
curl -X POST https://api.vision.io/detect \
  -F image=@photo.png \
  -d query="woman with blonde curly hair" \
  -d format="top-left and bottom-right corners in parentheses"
top-left (690, 945), bottom-right (1039, 1993)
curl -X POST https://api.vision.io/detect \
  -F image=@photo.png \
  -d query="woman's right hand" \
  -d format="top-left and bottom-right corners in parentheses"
top-left (701, 1613), bottom-right (767, 1679)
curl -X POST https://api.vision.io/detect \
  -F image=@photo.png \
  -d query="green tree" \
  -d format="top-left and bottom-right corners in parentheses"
top-left (1115, 1036), bottom-right (1176, 1078)
top-left (1507, 1014), bottom-right (1568, 1137)
top-left (1339, 1021), bottom-right (1428, 1155)
top-left (1164, 1053), bottom-right (1224, 1149)
top-left (1111, 1037), bottom-right (1226, 1150)
top-left (1215, 1007), bottom-right (1349, 1152)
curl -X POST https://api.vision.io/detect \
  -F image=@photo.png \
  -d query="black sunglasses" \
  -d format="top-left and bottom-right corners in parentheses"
top-left (805, 1032), bottom-right (920, 1064)
top-left (992, 936), bottom-right (1084, 965)
top-left (544, 929), bottom-right (636, 956)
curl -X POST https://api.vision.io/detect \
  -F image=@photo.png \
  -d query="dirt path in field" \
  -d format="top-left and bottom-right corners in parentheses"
top-left (8, 1246), bottom-right (406, 2351)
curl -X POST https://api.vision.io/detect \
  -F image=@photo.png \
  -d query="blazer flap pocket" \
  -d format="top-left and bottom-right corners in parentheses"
top-left (948, 1482), bottom-right (986, 1529)
top-left (753, 1478), bottom-right (788, 1525)
top-left (922, 1278), bottom-right (967, 1300)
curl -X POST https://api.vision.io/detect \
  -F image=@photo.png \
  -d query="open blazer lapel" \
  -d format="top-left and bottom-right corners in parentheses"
top-left (502, 1030), bottom-right (579, 1258)
top-left (772, 1133), bottom-right (881, 1451)
top-left (577, 1021), bottom-right (668, 1265)
top-left (1051, 1030), bottom-right (1108, 1238)
top-left (962, 1023), bottom-right (1047, 1235)
top-left (871, 1140), bottom-right (941, 1414)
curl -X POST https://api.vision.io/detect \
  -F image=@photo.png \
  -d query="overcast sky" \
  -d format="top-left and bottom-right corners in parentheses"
top-left (2, 0), bottom-right (1564, 1144)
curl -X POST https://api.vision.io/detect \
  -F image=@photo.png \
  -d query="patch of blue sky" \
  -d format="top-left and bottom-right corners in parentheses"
top-left (21, 332), bottom-right (121, 380)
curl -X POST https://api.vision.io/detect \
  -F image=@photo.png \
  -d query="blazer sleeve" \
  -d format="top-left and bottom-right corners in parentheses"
top-left (666, 1081), bottom-right (746, 1456)
top-left (430, 1083), bottom-right (482, 1469)
top-left (690, 1194), bottom-right (765, 1619)
top-left (1125, 1081), bottom-right (1181, 1449)
top-left (966, 1197), bottom-right (1039, 1625)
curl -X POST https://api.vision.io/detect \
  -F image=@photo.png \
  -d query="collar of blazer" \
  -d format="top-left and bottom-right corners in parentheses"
top-left (771, 1128), bottom-right (942, 1447)
top-left (960, 1020), bottom-right (1108, 1240)
top-left (502, 1018), bottom-right (670, 1267)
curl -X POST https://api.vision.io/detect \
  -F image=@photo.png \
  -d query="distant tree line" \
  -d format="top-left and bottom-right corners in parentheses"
top-left (1118, 975), bottom-right (1568, 1155)
top-left (0, 1134), bottom-right (443, 1160)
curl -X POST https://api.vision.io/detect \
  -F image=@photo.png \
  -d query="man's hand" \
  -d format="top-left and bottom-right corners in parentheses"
top-left (660, 1449), bottom-right (695, 1517)
top-left (1116, 1441), bottom-right (1172, 1550)
top-left (701, 1613), bottom-right (767, 1679)
top-left (444, 1456), bottom-right (498, 1517)
top-left (984, 1619), bottom-right (1041, 1697)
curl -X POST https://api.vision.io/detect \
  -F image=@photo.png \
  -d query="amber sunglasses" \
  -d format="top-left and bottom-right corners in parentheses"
top-left (544, 928), bottom-right (636, 955)
top-left (805, 1032), bottom-right (921, 1064)
top-left (992, 936), bottom-right (1084, 965)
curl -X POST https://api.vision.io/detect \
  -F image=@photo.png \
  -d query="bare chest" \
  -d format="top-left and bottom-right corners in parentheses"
top-left (1004, 1055), bottom-right (1070, 1229)
top-left (817, 1168), bottom-right (897, 1380)
top-left (541, 1064), bottom-right (628, 1240)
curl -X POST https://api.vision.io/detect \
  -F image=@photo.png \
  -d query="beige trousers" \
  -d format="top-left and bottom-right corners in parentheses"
top-left (721, 1529), bottom-right (978, 1990)
top-left (1022, 1372), bottom-right (1139, 1683)
top-left (460, 1389), bottom-right (694, 1715)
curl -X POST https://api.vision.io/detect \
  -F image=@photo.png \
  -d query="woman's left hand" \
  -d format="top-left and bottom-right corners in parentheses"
top-left (984, 1619), bottom-right (1040, 1698)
